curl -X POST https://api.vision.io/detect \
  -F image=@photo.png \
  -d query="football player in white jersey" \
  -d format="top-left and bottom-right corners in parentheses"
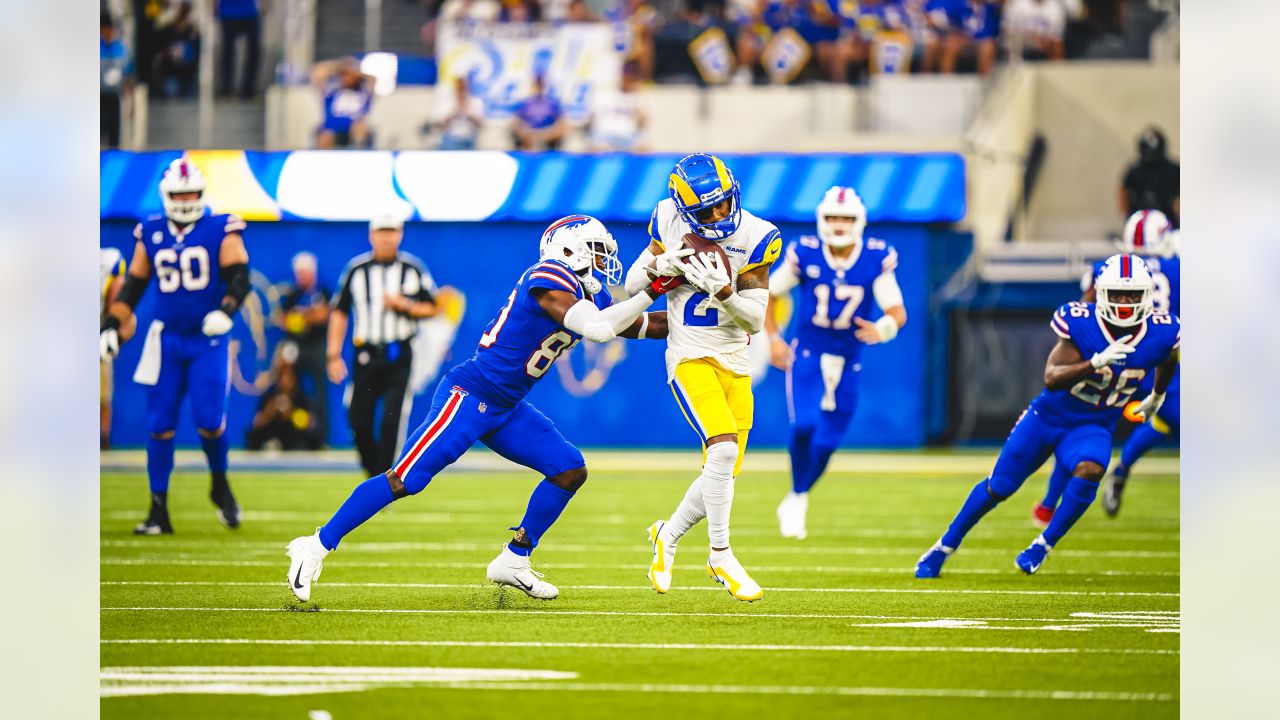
top-left (100, 247), bottom-right (129, 449)
top-left (625, 153), bottom-right (783, 602)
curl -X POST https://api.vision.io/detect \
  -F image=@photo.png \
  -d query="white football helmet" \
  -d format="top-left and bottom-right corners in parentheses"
top-left (539, 215), bottom-right (622, 296)
top-left (1095, 254), bottom-right (1154, 328)
top-left (816, 186), bottom-right (867, 249)
top-left (159, 158), bottom-right (207, 225)
top-left (1121, 209), bottom-right (1173, 258)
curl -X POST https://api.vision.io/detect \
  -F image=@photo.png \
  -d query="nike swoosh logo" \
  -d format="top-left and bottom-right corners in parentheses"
top-left (514, 577), bottom-right (533, 591)
top-left (293, 564), bottom-right (305, 590)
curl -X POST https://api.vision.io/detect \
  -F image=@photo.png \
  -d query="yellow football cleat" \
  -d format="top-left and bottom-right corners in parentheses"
top-left (646, 521), bottom-right (675, 594)
top-left (706, 551), bottom-right (763, 602)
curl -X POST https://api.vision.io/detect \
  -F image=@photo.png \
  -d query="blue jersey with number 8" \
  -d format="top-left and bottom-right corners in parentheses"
top-left (449, 259), bottom-right (611, 408)
top-left (134, 211), bottom-right (244, 335)
top-left (1032, 302), bottom-right (1180, 427)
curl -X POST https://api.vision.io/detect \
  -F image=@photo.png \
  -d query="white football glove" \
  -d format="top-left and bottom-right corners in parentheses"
top-left (1132, 392), bottom-right (1166, 422)
top-left (684, 251), bottom-right (730, 296)
top-left (100, 328), bottom-right (119, 361)
top-left (1089, 337), bottom-right (1135, 369)
top-left (651, 245), bottom-right (695, 278)
top-left (202, 309), bottom-right (234, 337)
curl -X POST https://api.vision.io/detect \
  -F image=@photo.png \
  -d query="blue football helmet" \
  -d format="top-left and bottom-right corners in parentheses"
top-left (668, 153), bottom-right (742, 241)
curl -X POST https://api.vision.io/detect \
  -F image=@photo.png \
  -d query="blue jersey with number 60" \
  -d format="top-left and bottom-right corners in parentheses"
top-left (449, 259), bottom-right (612, 408)
top-left (785, 235), bottom-right (898, 360)
top-left (134, 211), bottom-right (244, 335)
top-left (1032, 302), bottom-right (1181, 427)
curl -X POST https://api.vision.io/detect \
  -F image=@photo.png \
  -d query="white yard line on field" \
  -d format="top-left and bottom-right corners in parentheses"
top-left (99, 540), bottom-right (1179, 559)
top-left (100, 562), bottom-right (1180, 577)
top-left (99, 581), bottom-right (1177, 597)
top-left (100, 638), bottom-right (1178, 657)
top-left (100, 448), bottom-right (1180, 477)
top-left (95, 599), bottom-right (1182, 625)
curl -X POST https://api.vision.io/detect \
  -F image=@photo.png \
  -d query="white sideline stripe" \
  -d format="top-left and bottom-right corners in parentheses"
top-left (98, 540), bottom-right (1179, 559)
top-left (403, 681), bottom-right (1176, 702)
top-left (101, 638), bottom-right (1178, 656)
top-left (94, 600), bottom-right (1183, 625)
top-left (99, 562), bottom-right (1180, 577)
top-left (99, 580), bottom-right (1178, 596)
top-left (100, 665), bottom-right (578, 698)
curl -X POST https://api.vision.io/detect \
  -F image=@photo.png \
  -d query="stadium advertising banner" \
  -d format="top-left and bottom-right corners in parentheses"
top-left (436, 21), bottom-right (622, 122)
top-left (100, 150), bottom-right (967, 225)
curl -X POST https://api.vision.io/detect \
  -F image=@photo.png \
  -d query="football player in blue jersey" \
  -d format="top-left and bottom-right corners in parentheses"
top-left (763, 186), bottom-right (907, 540)
top-left (1032, 209), bottom-right (1181, 525)
top-left (100, 158), bottom-right (252, 535)
top-left (916, 254), bottom-right (1180, 577)
top-left (286, 215), bottom-right (673, 602)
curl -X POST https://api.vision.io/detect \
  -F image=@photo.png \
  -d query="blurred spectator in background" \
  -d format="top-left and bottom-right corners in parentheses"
top-left (246, 355), bottom-right (324, 451)
top-left (440, 0), bottom-right (501, 23)
top-left (613, 0), bottom-right (660, 82)
top-left (432, 77), bottom-right (485, 150)
top-left (852, 0), bottom-right (915, 76)
top-left (101, 14), bottom-right (133, 148)
top-left (942, 0), bottom-right (1001, 76)
top-left (1004, 0), bottom-right (1066, 61)
top-left (501, 0), bottom-right (543, 22)
top-left (217, 0), bottom-right (261, 98)
top-left (512, 73), bottom-right (567, 151)
top-left (657, 1), bottom-right (719, 83)
top-left (588, 61), bottom-right (648, 151)
top-left (155, 2), bottom-right (200, 98)
top-left (275, 252), bottom-right (331, 444)
top-left (313, 58), bottom-right (376, 149)
top-left (1082, 0), bottom-right (1121, 34)
top-left (1121, 126), bottom-right (1179, 225)
top-left (565, 0), bottom-right (597, 22)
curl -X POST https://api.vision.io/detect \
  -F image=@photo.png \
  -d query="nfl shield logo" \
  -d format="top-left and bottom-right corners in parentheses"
top-left (478, 402), bottom-right (487, 413)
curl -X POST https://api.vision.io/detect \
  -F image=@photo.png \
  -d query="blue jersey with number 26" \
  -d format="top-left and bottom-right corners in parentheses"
top-left (1031, 302), bottom-right (1180, 427)
top-left (450, 259), bottom-right (612, 408)
top-left (134, 211), bottom-right (244, 335)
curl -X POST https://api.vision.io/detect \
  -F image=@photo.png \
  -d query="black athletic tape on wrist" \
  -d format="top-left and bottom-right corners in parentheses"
top-left (116, 273), bottom-right (148, 309)
top-left (101, 314), bottom-right (121, 333)
top-left (220, 263), bottom-right (251, 314)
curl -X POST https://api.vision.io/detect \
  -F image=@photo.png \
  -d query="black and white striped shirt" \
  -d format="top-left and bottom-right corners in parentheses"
top-left (333, 252), bottom-right (437, 347)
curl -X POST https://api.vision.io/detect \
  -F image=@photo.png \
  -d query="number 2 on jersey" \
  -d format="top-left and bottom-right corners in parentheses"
top-left (683, 292), bottom-right (720, 327)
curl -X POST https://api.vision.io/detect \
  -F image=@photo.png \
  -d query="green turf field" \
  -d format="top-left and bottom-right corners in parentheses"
top-left (101, 451), bottom-right (1179, 718)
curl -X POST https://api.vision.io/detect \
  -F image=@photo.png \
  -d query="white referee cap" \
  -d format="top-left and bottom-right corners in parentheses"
top-left (370, 212), bottom-right (405, 231)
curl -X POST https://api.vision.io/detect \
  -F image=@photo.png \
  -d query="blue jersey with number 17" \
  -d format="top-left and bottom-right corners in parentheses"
top-left (449, 259), bottom-right (612, 408)
top-left (1030, 302), bottom-right (1180, 427)
top-left (786, 234), bottom-right (898, 360)
top-left (134, 210), bottom-right (245, 335)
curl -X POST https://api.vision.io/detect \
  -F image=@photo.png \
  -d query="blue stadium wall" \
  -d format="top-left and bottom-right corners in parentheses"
top-left (100, 151), bottom-right (967, 450)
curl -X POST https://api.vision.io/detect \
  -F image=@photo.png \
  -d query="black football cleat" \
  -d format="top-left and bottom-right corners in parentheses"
top-left (211, 481), bottom-right (241, 530)
top-left (134, 495), bottom-right (174, 535)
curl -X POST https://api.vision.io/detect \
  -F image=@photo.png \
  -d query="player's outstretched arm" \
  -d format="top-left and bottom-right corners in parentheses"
top-left (1043, 337), bottom-right (1136, 390)
top-left (618, 311), bottom-right (668, 340)
top-left (100, 240), bottom-right (152, 360)
top-left (535, 285), bottom-right (662, 343)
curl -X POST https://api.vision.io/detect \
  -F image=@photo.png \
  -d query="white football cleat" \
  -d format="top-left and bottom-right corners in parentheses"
top-left (706, 549), bottom-right (763, 602)
top-left (285, 534), bottom-right (328, 602)
top-left (776, 492), bottom-right (809, 539)
top-left (646, 521), bottom-right (676, 594)
top-left (487, 546), bottom-right (559, 600)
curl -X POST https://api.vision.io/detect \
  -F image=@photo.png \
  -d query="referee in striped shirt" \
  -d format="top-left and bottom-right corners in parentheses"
top-left (327, 213), bottom-right (438, 478)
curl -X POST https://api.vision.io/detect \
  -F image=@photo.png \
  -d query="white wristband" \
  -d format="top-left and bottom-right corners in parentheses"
top-left (874, 315), bottom-right (899, 343)
top-left (638, 313), bottom-right (649, 339)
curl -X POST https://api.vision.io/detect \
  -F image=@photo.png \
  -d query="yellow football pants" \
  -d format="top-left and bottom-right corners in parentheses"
top-left (669, 357), bottom-right (753, 475)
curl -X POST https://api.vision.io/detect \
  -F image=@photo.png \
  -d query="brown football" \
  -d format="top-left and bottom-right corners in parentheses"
top-left (679, 232), bottom-right (730, 271)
